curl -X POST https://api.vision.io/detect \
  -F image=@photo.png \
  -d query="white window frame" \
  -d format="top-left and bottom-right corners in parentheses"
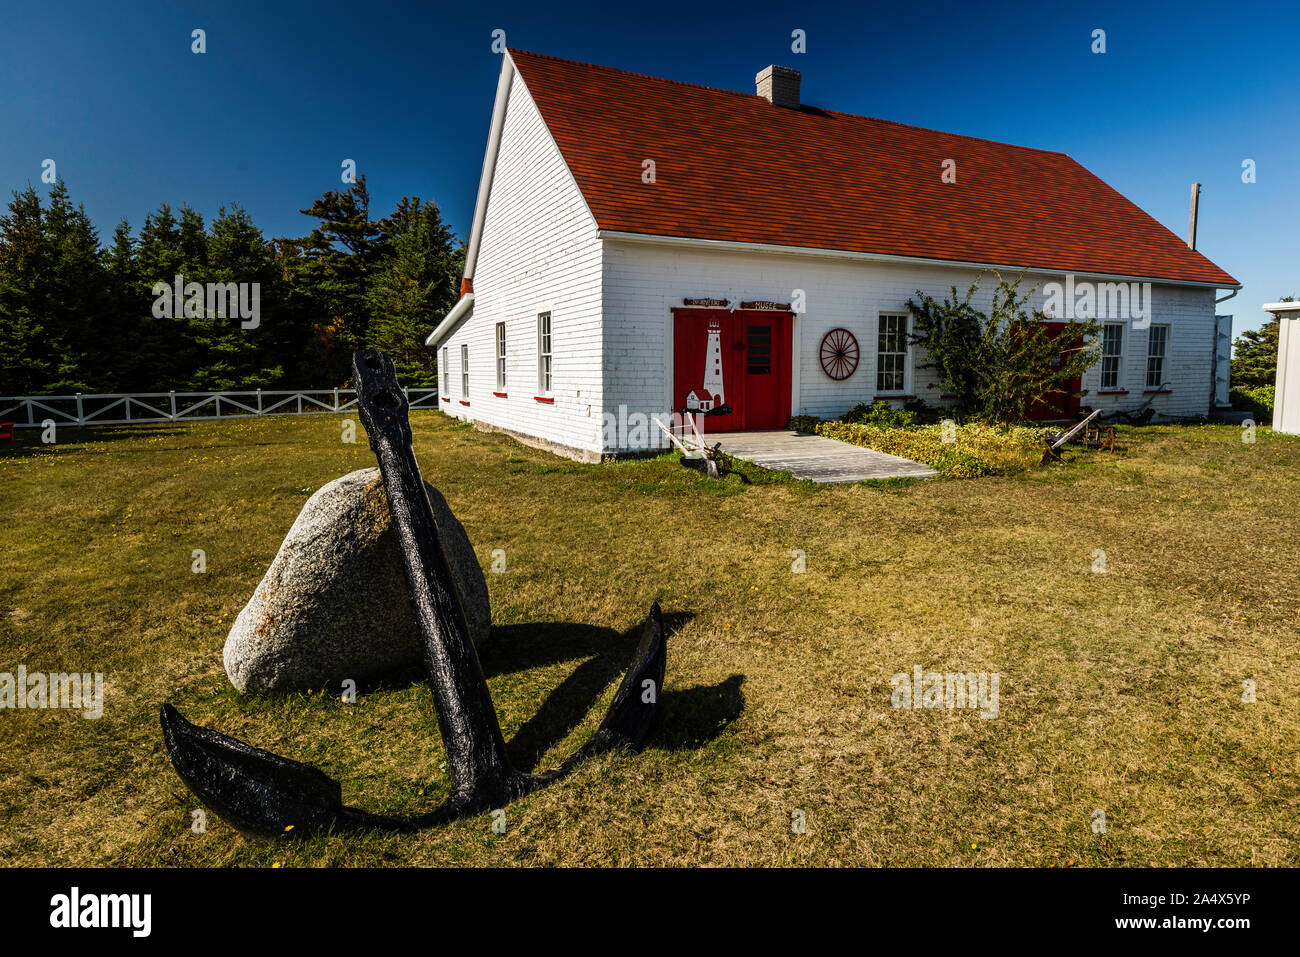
top-left (1145, 324), bottom-right (1169, 390)
top-left (495, 322), bottom-right (507, 392)
top-left (440, 347), bottom-right (448, 396)
top-left (1101, 323), bottom-right (1124, 390)
top-left (460, 343), bottom-right (469, 398)
top-left (537, 312), bottom-right (552, 395)
top-left (876, 313), bottom-right (910, 394)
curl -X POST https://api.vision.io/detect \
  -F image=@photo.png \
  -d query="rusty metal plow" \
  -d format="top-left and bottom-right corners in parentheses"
top-left (161, 349), bottom-right (666, 840)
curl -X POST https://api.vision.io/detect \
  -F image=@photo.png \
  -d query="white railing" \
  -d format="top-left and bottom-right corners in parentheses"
top-left (0, 389), bottom-right (440, 428)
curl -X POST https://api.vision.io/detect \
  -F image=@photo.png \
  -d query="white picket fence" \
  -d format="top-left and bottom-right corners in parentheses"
top-left (0, 388), bottom-right (440, 428)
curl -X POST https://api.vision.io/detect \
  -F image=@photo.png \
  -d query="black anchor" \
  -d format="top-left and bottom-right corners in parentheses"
top-left (161, 348), bottom-right (667, 840)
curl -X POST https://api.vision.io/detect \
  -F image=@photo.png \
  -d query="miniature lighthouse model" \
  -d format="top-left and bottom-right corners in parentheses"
top-left (703, 320), bottom-right (725, 407)
top-left (685, 319), bottom-right (727, 413)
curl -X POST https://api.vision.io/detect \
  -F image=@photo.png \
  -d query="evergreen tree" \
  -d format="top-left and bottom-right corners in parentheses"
top-left (294, 175), bottom-right (390, 383)
top-left (365, 197), bottom-right (461, 386)
top-left (135, 203), bottom-right (191, 389)
top-left (41, 180), bottom-right (105, 392)
top-left (178, 205), bottom-right (209, 273)
top-left (0, 178), bottom-right (463, 396)
top-left (1231, 300), bottom-right (1291, 390)
top-left (185, 205), bottom-right (281, 390)
top-left (95, 219), bottom-right (140, 392)
top-left (0, 186), bottom-right (52, 394)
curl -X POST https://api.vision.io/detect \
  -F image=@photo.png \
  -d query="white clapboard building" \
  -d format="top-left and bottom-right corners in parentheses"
top-left (425, 49), bottom-right (1240, 461)
top-left (1263, 300), bottom-right (1300, 434)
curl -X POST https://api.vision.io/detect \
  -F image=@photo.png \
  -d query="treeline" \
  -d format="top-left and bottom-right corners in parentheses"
top-left (0, 176), bottom-right (462, 395)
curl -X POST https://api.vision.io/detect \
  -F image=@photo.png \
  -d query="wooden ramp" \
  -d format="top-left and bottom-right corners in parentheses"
top-left (708, 430), bottom-right (938, 483)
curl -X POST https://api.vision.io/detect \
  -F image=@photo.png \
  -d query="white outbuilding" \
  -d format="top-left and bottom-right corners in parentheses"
top-left (1262, 300), bottom-right (1300, 434)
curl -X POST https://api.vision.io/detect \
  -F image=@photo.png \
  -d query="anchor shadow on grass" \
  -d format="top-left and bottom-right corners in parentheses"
top-left (481, 613), bottom-right (744, 770)
top-left (348, 611), bottom-right (745, 772)
top-left (475, 613), bottom-right (743, 769)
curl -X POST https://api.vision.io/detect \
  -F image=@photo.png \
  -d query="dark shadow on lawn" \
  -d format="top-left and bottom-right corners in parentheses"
top-left (0, 425), bottom-right (196, 458)
top-left (650, 674), bottom-right (746, 751)
top-left (246, 610), bottom-right (743, 773)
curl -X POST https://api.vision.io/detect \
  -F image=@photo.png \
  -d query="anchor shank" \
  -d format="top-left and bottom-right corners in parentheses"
top-left (353, 350), bottom-right (515, 805)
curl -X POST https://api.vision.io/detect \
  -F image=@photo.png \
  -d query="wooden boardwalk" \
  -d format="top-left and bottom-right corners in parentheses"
top-left (709, 430), bottom-right (938, 483)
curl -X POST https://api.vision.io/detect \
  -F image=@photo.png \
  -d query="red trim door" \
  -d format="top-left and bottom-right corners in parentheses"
top-left (1026, 321), bottom-right (1083, 420)
top-left (672, 308), bottom-right (793, 430)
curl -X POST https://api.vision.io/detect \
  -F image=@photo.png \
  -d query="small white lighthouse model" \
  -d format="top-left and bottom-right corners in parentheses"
top-left (686, 319), bottom-right (727, 412)
top-left (703, 320), bottom-right (725, 406)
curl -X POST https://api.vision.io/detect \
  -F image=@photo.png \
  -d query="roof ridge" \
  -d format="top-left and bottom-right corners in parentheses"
top-left (502, 48), bottom-right (1238, 286)
top-left (508, 48), bottom-right (757, 102)
top-left (509, 47), bottom-right (1070, 159)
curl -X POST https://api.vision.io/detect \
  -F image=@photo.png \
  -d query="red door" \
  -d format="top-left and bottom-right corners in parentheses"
top-left (672, 309), bottom-right (792, 430)
top-left (1026, 321), bottom-right (1083, 420)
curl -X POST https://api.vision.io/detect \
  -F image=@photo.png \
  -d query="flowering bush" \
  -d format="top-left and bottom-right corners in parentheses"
top-left (812, 420), bottom-right (1048, 477)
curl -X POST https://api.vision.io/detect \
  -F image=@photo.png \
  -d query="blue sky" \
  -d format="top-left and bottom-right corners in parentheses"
top-left (1, 0), bottom-right (1295, 336)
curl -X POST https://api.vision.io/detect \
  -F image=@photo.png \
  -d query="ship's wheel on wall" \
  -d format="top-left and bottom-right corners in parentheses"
top-left (819, 328), bottom-right (859, 380)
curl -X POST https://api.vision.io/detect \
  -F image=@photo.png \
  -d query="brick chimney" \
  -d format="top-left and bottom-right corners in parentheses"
top-left (756, 65), bottom-right (800, 109)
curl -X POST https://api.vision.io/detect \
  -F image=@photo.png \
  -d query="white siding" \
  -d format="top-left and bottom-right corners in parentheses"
top-left (443, 81), bottom-right (1222, 457)
top-left (1276, 314), bottom-right (1300, 434)
top-left (438, 70), bottom-right (605, 457)
top-left (601, 238), bottom-right (1219, 447)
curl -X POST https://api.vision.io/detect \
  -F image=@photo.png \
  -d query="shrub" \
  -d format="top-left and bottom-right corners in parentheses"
top-left (845, 400), bottom-right (915, 428)
top-left (788, 415), bottom-right (822, 433)
top-left (906, 274), bottom-right (1101, 423)
top-left (1230, 385), bottom-right (1274, 423)
top-left (813, 420), bottom-right (1047, 477)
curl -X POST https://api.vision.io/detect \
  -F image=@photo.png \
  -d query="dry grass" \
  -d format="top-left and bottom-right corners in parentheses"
top-left (0, 413), bottom-right (1297, 867)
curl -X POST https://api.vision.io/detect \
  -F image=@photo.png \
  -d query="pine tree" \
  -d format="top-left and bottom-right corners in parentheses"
top-left (1231, 301), bottom-right (1291, 390)
top-left (0, 186), bottom-right (52, 394)
top-left (95, 219), bottom-right (139, 392)
top-left (365, 197), bottom-right (462, 387)
top-left (186, 205), bottom-right (282, 390)
top-left (135, 203), bottom-right (192, 389)
top-left (294, 175), bottom-right (391, 383)
top-left (41, 180), bottom-right (105, 392)
top-left (178, 205), bottom-right (208, 273)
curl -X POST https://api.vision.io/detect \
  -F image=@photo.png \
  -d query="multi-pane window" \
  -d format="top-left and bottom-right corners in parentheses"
top-left (1146, 325), bottom-right (1169, 389)
top-left (1101, 323), bottom-right (1124, 390)
top-left (537, 312), bottom-right (552, 394)
top-left (441, 348), bottom-right (448, 394)
top-left (746, 325), bottom-right (772, 374)
top-left (876, 314), bottom-right (908, 393)
top-left (495, 322), bottom-right (507, 391)
top-left (460, 344), bottom-right (469, 397)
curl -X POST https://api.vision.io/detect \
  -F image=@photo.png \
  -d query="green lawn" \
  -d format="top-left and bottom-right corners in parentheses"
top-left (1, 413), bottom-right (1297, 866)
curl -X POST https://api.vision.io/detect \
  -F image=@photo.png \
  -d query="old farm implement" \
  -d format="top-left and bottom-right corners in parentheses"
top-left (653, 412), bottom-right (734, 478)
top-left (1040, 408), bottom-right (1106, 464)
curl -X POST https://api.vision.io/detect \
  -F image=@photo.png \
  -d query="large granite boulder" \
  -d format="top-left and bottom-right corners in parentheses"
top-left (223, 468), bottom-right (489, 693)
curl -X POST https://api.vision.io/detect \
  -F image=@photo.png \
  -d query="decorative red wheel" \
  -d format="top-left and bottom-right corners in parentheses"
top-left (819, 328), bottom-right (859, 380)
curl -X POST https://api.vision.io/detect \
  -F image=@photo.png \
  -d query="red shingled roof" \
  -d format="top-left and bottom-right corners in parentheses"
top-left (508, 50), bottom-right (1238, 287)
